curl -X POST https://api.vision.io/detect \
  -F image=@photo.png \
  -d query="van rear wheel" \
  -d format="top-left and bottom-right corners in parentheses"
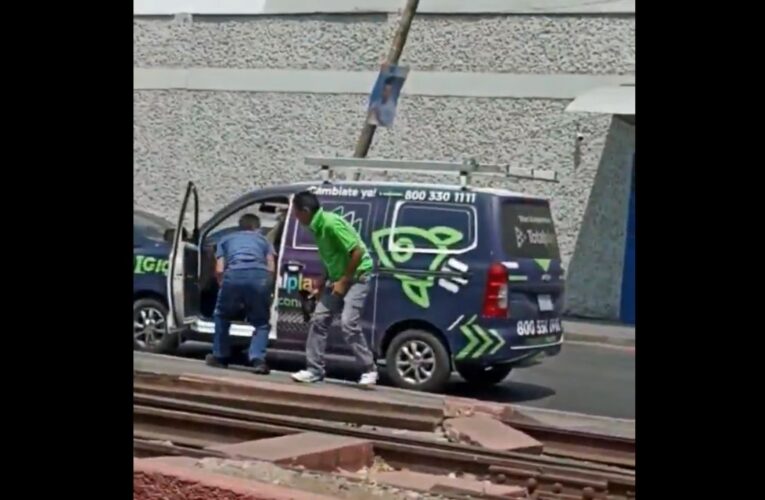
top-left (385, 329), bottom-right (451, 393)
top-left (457, 364), bottom-right (513, 387)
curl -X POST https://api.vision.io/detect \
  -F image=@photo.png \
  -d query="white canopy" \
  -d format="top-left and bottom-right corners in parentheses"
top-left (565, 85), bottom-right (635, 115)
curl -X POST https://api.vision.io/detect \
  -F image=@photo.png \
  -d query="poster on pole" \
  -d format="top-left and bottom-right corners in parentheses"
top-left (366, 64), bottom-right (409, 128)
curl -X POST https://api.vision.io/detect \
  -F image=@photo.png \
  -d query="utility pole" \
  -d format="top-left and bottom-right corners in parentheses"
top-left (352, 0), bottom-right (420, 159)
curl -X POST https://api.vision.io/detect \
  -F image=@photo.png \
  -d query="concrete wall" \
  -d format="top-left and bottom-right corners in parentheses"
top-left (133, 9), bottom-right (635, 319)
top-left (565, 117), bottom-right (635, 319)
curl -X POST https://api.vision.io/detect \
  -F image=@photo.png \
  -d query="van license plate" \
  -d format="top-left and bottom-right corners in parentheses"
top-left (538, 295), bottom-right (554, 311)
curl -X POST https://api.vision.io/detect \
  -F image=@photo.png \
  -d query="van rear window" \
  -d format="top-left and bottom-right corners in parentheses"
top-left (501, 200), bottom-right (560, 259)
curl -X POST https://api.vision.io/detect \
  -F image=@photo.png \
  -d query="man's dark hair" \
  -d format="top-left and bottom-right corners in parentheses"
top-left (239, 213), bottom-right (261, 230)
top-left (383, 77), bottom-right (396, 87)
top-left (293, 191), bottom-right (321, 215)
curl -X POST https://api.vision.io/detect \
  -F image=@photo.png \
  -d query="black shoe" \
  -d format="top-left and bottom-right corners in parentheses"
top-left (205, 354), bottom-right (229, 368)
top-left (251, 359), bottom-right (271, 375)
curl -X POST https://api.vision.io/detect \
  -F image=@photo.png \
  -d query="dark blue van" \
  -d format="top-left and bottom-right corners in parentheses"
top-left (167, 160), bottom-right (564, 392)
top-left (133, 209), bottom-right (176, 353)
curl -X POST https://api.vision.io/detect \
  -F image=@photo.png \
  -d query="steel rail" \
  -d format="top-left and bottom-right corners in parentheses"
top-left (133, 394), bottom-right (634, 498)
top-left (134, 384), bottom-right (633, 468)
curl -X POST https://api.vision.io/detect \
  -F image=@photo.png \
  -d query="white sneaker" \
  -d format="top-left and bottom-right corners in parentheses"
top-left (358, 371), bottom-right (378, 386)
top-left (291, 369), bottom-right (323, 383)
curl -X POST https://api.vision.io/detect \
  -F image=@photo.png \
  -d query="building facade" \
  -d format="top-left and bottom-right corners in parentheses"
top-left (133, 0), bottom-right (636, 322)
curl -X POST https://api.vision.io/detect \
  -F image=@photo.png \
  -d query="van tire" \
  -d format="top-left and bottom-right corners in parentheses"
top-left (133, 298), bottom-right (177, 354)
top-left (456, 364), bottom-right (513, 387)
top-left (385, 329), bottom-right (451, 393)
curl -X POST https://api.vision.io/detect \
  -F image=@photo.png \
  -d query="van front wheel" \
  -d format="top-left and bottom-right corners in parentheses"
top-left (456, 364), bottom-right (513, 387)
top-left (133, 298), bottom-right (177, 354)
top-left (385, 329), bottom-right (451, 393)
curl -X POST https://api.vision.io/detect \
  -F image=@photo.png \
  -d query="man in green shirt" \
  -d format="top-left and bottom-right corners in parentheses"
top-left (290, 190), bottom-right (378, 385)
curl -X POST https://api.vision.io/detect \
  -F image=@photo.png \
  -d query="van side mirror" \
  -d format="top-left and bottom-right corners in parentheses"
top-left (164, 228), bottom-right (193, 243)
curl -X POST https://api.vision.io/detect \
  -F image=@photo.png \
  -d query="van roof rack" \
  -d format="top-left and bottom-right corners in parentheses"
top-left (304, 156), bottom-right (557, 190)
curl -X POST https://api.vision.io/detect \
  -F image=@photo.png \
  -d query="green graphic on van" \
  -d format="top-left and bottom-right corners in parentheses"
top-left (134, 255), bottom-right (170, 275)
top-left (534, 258), bottom-right (552, 272)
top-left (371, 226), bottom-right (463, 308)
top-left (454, 314), bottom-right (505, 359)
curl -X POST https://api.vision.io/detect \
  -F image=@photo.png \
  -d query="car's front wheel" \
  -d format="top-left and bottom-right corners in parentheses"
top-left (385, 329), bottom-right (451, 393)
top-left (456, 364), bottom-right (513, 387)
top-left (133, 298), bottom-right (177, 354)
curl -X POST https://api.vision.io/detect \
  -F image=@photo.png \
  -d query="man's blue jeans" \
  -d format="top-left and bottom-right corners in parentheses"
top-left (212, 268), bottom-right (272, 362)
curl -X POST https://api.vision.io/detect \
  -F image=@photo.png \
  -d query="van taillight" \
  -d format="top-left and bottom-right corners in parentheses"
top-left (482, 263), bottom-right (509, 318)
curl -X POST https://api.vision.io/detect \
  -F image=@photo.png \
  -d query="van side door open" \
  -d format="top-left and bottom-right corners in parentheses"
top-left (167, 181), bottom-right (201, 331)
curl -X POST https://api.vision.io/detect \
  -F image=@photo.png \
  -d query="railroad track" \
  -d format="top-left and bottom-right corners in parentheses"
top-left (133, 438), bottom-right (622, 500)
top-left (134, 391), bottom-right (635, 499)
top-left (134, 370), bottom-right (634, 468)
top-left (506, 421), bottom-right (634, 468)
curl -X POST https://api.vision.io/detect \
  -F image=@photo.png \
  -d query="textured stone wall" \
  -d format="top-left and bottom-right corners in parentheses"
top-left (134, 90), bottom-right (612, 273)
top-left (133, 14), bottom-right (635, 73)
top-left (133, 13), bottom-right (635, 319)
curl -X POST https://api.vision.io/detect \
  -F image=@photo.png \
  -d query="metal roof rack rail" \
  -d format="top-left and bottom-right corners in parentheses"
top-left (304, 156), bottom-right (557, 189)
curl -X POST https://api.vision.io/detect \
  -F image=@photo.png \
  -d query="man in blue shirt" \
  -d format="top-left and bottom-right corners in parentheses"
top-left (205, 213), bottom-right (275, 374)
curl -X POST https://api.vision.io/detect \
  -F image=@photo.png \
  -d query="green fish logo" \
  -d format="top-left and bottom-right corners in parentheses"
top-left (371, 226), bottom-right (463, 308)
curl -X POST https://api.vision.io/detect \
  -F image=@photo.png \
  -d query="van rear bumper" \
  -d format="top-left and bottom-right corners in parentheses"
top-left (500, 342), bottom-right (562, 368)
top-left (450, 319), bottom-right (564, 365)
top-left (498, 329), bottom-right (564, 364)
top-left (507, 336), bottom-right (563, 351)
top-left (453, 341), bottom-right (562, 369)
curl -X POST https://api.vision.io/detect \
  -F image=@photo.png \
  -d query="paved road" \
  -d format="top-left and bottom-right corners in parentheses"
top-left (171, 341), bottom-right (634, 419)
top-left (462, 343), bottom-right (635, 419)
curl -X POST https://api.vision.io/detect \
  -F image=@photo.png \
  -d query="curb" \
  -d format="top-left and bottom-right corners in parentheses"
top-left (512, 406), bottom-right (635, 439)
top-left (565, 332), bottom-right (635, 347)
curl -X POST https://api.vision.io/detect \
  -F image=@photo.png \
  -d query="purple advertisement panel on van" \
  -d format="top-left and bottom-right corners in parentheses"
top-left (277, 197), bottom-right (378, 355)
